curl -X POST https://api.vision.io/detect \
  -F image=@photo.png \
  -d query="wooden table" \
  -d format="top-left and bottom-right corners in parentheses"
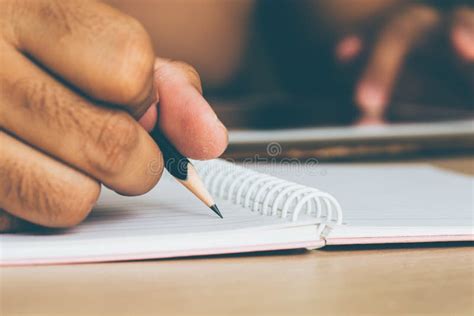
top-left (1, 157), bottom-right (473, 316)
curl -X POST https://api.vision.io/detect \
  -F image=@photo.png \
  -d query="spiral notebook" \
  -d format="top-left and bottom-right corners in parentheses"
top-left (1, 160), bottom-right (472, 266)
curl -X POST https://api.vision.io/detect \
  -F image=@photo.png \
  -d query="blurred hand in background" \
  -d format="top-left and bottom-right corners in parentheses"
top-left (107, 1), bottom-right (473, 126)
top-left (332, 2), bottom-right (474, 123)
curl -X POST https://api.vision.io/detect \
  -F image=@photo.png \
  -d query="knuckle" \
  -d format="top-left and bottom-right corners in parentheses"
top-left (14, 78), bottom-right (59, 122)
top-left (171, 61), bottom-right (201, 81)
top-left (1, 157), bottom-right (99, 228)
top-left (87, 112), bottom-right (139, 176)
top-left (174, 61), bottom-right (203, 92)
top-left (49, 179), bottom-right (100, 228)
top-left (110, 19), bottom-right (155, 105)
top-left (163, 60), bottom-right (203, 92)
top-left (29, 1), bottom-right (75, 38)
top-left (12, 78), bottom-right (84, 132)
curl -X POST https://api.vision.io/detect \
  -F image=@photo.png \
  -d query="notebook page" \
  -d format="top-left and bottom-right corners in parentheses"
top-left (249, 164), bottom-right (473, 228)
top-left (1, 172), bottom-right (321, 264)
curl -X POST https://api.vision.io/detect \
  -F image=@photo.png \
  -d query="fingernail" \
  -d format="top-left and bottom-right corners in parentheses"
top-left (453, 25), bottom-right (474, 60)
top-left (336, 35), bottom-right (363, 63)
top-left (356, 82), bottom-right (386, 114)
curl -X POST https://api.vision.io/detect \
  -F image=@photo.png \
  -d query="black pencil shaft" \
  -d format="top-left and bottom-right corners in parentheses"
top-left (151, 127), bottom-right (189, 180)
top-left (150, 127), bottom-right (223, 218)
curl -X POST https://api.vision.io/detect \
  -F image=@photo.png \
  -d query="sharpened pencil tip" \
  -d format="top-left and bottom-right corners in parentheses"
top-left (210, 204), bottom-right (223, 218)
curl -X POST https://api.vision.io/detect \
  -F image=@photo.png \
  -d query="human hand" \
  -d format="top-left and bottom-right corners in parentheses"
top-left (0, 0), bottom-right (228, 232)
top-left (335, 4), bottom-right (474, 123)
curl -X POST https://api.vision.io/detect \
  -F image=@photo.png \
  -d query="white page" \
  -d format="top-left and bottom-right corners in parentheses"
top-left (2, 172), bottom-right (320, 241)
top-left (249, 164), bottom-right (474, 229)
top-left (1, 172), bottom-right (322, 264)
top-left (3, 162), bottom-right (472, 265)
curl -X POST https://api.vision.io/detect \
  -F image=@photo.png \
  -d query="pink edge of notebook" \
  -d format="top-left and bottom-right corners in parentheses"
top-left (1, 240), bottom-right (325, 267)
top-left (325, 234), bottom-right (474, 245)
top-left (4, 235), bottom-right (472, 267)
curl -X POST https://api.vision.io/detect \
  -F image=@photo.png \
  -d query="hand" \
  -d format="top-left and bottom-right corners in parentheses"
top-left (451, 7), bottom-right (474, 72)
top-left (335, 4), bottom-right (474, 123)
top-left (0, 0), bottom-right (228, 232)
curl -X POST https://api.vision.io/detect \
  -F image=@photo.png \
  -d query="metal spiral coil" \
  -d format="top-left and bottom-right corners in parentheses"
top-left (193, 159), bottom-right (342, 233)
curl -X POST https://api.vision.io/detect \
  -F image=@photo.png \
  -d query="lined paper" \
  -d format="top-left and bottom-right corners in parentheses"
top-left (252, 164), bottom-right (473, 227)
top-left (2, 174), bottom-right (318, 241)
top-left (1, 163), bottom-right (472, 265)
top-left (1, 172), bottom-right (321, 265)
top-left (248, 164), bottom-right (474, 240)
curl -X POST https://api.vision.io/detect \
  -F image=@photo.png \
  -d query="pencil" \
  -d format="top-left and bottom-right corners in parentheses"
top-left (150, 127), bottom-right (223, 218)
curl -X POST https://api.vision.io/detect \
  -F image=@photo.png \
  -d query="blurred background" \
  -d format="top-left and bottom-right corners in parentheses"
top-left (107, 0), bottom-right (474, 159)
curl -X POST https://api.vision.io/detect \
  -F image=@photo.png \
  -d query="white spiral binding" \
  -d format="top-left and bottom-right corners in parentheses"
top-left (193, 159), bottom-right (342, 235)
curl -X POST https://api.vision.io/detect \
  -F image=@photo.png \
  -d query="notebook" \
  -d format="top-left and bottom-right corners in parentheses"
top-left (228, 119), bottom-right (474, 144)
top-left (226, 119), bottom-right (474, 159)
top-left (250, 163), bottom-right (474, 245)
top-left (1, 160), bottom-right (472, 266)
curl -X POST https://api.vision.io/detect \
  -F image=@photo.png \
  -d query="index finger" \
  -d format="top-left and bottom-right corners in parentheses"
top-left (355, 5), bottom-right (440, 117)
top-left (451, 7), bottom-right (474, 62)
top-left (6, 0), bottom-right (155, 116)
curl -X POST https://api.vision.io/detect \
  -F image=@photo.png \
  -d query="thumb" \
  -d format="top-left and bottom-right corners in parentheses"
top-left (140, 58), bottom-right (228, 160)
